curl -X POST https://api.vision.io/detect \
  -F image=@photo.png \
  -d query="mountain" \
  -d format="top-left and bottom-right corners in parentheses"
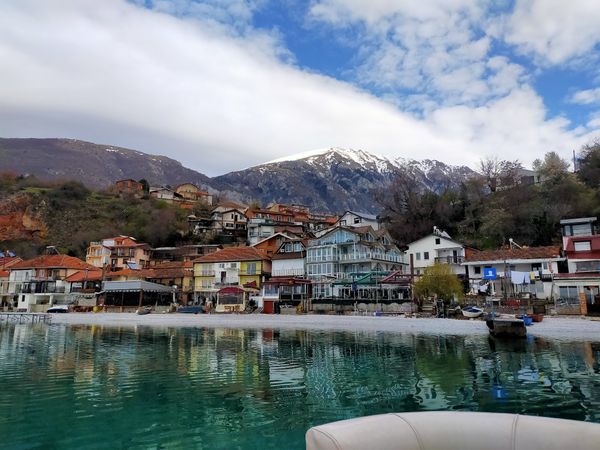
top-left (0, 138), bottom-right (475, 214)
top-left (0, 138), bottom-right (212, 190)
top-left (213, 148), bottom-right (475, 213)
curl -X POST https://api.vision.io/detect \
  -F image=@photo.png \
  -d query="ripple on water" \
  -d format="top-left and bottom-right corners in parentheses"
top-left (0, 325), bottom-right (599, 449)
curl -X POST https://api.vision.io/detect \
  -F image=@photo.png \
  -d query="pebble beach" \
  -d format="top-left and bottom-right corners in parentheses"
top-left (49, 313), bottom-right (600, 341)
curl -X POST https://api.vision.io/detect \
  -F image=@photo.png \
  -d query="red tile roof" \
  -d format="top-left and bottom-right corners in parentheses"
top-left (0, 256), bottom-right (22, 269)
top-left (194, 246), bottom-right (269, 263)
top-left (0, 270), bottom-right (9, 278)
top-left (106, 262), bottom-right (193, 280)
top-left (465, 246), bottom-right (562, 262)
top-left (65, 270), bottom-right (104, 282)
top-left (10, 255), bottom-right (98, 271)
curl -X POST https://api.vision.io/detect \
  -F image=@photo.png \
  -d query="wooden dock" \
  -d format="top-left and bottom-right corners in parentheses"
top-left (0, 312), bottom-right (51, 324)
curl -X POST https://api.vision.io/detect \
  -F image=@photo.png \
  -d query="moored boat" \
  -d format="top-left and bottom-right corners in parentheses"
top-left (136, 306), bottom-right (152, 315)
top-left (531, 313), bottom-right (544, 322)
top-left (462, 306), bottom-right (483, 318)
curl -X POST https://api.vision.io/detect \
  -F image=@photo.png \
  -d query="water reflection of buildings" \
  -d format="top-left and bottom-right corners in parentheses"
top-left (1, 323), bottom-right (600, 441)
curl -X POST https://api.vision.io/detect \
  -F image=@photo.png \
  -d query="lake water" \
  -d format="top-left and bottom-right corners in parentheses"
top-left (1, 324), bottom-right (599, 449)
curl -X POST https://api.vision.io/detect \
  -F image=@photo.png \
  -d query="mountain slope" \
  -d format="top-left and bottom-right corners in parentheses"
top-left (213, 148), bottom-right (475, 213)
top-left (0, 139), bottom-right (475, 213)
top-left (0, 138), bottom-right (212, 190)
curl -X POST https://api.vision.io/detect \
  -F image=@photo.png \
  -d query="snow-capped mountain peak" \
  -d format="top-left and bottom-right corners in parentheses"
top-left (262, 147), bottom-right (393, 173)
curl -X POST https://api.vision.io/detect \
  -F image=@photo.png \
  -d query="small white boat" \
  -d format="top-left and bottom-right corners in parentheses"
top-left (136, 306), bottom-right (152, 315)
top-left (462, 306), bottom-right (484, 318)
top-left (47, 305), bottom-right (69, 313)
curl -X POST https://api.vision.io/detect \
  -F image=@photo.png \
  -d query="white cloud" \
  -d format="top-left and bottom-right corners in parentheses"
top-left (309, 0), bottom-right (528, 109)
top-left (570, 87), bottom-right (600, 105)
top-left (503, 0), bottom-right (600, 65)
top-left (0, 0), bottom-right (597, 178)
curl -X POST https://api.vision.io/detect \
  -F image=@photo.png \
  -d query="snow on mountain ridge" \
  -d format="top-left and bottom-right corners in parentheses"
top-left (260, 147), bottom-right (470, 176)
top-left (262, 147), bottom-right (395, 173)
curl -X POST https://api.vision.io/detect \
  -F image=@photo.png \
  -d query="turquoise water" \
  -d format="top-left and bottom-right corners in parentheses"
top-left (1, 324), bottom-right (600, 449)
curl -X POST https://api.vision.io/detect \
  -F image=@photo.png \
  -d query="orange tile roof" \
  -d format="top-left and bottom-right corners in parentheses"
top-left (194, 246), bottom-right (269, 263)
top-left (10, 255), bottom-right (98, 271)
top-left (465, 246), bottom-right (562, 262)
top-left (0, 270), bottom-right (9, 278)
top-left (65, 270), bottom-right (104, 282)
top-left (0, 256), bottom-right (22, 269)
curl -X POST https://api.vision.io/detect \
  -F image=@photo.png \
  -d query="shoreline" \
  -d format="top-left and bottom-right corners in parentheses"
top-left (47, 313), bottom-right (600, 341)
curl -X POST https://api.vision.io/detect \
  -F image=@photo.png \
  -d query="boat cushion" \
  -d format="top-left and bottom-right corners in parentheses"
top-left (305, 411), bottom-right (600, 450)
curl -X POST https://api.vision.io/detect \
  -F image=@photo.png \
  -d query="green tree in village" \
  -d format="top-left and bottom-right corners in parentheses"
top-left (413, 263), bottom-right (464, 303)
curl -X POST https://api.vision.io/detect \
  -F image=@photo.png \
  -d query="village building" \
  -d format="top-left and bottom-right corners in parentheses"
top-left (553, 217), bottom-right (600, 316)
top-left (150, 244), bottom-right (222, 264)
top-left (0, 253), bottom-right (22, 308)
top-left (211, 207), bottom-right (248, 233)
top-left (193, 247), bottom-right (271, 313)
top-left (114, 179), bottom-right (144, 196)
top-left (174, 183), bottom-right (213, 205)
top-left (406, 227), bottom-right (471, 276)
top-left (334, 211), bottom-right (380, 230)
top-left (306, 225), bottom-right (406, 301)
top-left (262, 238), bottom-right (310, 314)
top-left (149, 186), bottom-right (176, 201)
top-left (8, 254), bottom-right (97, 312)
top-left (462, 246), bottom-right (563, 301)
top-left (251, 233), bottom-right (295, 258)
top-left (102, 261), bottom-right (195, 304)
top-left (86, 236), bottom-right (151, 271)
top-left (99, 280), bottom-right (175, 312)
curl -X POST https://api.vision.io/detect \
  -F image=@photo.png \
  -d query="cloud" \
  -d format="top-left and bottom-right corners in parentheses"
top-left (570, 87), bottom-right (600, 105)
top-left (0, 0), bottom-right (597, 178)
top-left (309, 0), bottom-right (528, 109)
top-left (503, 0), bottom-right (600, 65)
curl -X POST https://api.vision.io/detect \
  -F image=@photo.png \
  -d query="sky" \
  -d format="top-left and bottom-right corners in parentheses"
top-left (1, 0), bottom-right (600, 176)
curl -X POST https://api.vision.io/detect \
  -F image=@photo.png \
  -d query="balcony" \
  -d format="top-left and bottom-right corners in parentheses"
top-left (434, 256), bottom-right (464, 264)
top-left (197, 271), bottom-right (215, 277)
top-left (214, 281), bottom-right (239, 288)
top-left (272, 269), bottom-right (305, 277)
top-left (338, 252), bottom-right (402, 263)
top-left (306, 255), bottom-right (337, 263)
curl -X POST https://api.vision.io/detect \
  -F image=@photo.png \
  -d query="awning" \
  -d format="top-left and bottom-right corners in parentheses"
top-left (218, 287), bottom-right (245, 295)
top-left (102, 280), bottom-right (175, 293)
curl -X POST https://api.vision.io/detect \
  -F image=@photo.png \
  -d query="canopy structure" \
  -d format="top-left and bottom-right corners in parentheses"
top-left (102, 280), bottom-right (175, 293)
top-left (333, 271), bottom-right (390, 286)
top-left (218, 286), bottom-right (245, 295)
top-left (100, 280), bottom-right (175, 308)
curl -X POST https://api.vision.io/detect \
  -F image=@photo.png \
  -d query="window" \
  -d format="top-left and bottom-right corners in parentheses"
top-left (435, 238), bottom-right (440, 245)
top-left (474, 266), bottom-right (481, 274)
top-left (416, 252), bottom-right (421, 261)
top-left (559, 286), bottom-right (579, 301)
top-left (340, 220), bottom-right (347, 225)
top-left (574, 241), bottom-right (591, 251)
top-left (354, 217), bottom-right (361, 224)
top-left (424, 252), bottom-right (429, 260)
top-left (246, 262), bottom-right (256, 275)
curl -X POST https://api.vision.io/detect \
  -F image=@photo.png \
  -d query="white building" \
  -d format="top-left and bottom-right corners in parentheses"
top-left (462, 246), bottom-right (563, 300)
top-left (406, 228), bottom-right (467, 276)
top-left (306, 225), bottom-right (405, 298)
top-left (335, 211), bottom-right (380, 230)
top-left (8, 255), bottom-right (98, 312)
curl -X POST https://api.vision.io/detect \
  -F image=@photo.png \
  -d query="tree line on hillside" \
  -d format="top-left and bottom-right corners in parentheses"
top-left (376, 141), bottom-right (600, 249)
top-left (0, 173), bottom-right (214, 258)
